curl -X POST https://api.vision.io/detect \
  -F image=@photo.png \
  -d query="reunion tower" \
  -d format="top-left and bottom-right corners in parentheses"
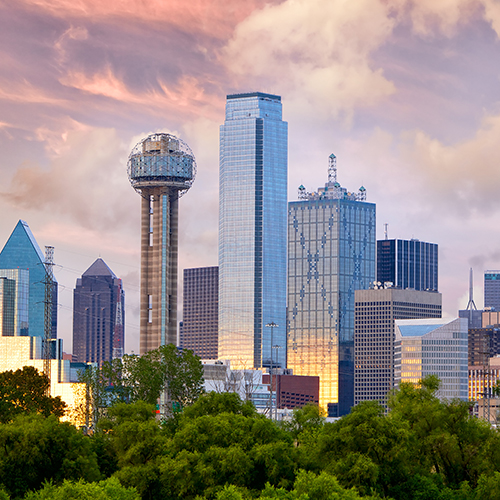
top-left (128, 133), bottom-right (196, 354)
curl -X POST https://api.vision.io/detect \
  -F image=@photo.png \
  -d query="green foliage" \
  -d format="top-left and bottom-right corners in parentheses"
top-left (0, 366), bottom-right (66, 423)
top-left (0, 414), bottom-right (100, 498)
top-left (79, 345), bottom-right (205, 425)
top-left (182, 391), bottom-right (256, 419)
top-left (23, 477), bottom-right (140, 500)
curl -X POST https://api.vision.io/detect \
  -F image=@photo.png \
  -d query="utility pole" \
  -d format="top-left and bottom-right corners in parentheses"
top-left (43, 246), bottom-right (54, 396)
top-left (266, 322), bottom-right (278, 419)
top-left (273, 344), bottom-right (282, 421)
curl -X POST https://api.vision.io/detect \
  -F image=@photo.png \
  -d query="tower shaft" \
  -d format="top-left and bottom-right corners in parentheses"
top-left (140, 188), bottom-right (178, 354)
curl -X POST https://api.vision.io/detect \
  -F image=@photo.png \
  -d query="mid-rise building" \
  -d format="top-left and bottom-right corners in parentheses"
top-left (354, 288), bottom-right (442, 405)
top-left (288, 154), bottom-right (375, 416)
top-left (0, 269), bottom-right (29, 336)
top-left (218, 92), bottom-right (288, 369)
top-left (181, 266), bottom-right (218, 359)
top-left (0, 220), bottom-right (57, 338)
top-left (484, 271), bottom-right (500, 310)
top-left (377, 238), bottom-right (438, 291)
top-left (73, 258), bottom-right (125, 364)
top-left (394, 317), bottom-right (468, 400)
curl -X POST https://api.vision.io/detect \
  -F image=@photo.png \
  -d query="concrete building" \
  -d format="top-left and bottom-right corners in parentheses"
top-left (218, 92), bottom-right (288, 370)
top-left (377, 238), bottom-right (438, 292)
top-left (288, 154), bottom-right (375, 416)
top-left (394, 318), bottom-right (468, 400)
top-left (354, 288), bottom-right (442, 405)
top-left (73, 258), bottom-right (125, 364)
top-left (0, 220), bottom-right (57, 338)
top-left (127, 134), bottom-right (196, 354)
top-left (181, 266), bottom-right (218, 359)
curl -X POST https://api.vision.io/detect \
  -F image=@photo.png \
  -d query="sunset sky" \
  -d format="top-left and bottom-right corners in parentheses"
top-left (1, 0), bottom-right (500, 354)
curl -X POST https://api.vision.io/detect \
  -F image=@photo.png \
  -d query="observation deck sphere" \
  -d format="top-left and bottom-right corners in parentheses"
top-left (127, 133), bottom-right (196, 197)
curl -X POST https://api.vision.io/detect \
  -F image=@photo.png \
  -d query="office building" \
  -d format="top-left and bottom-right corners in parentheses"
top-left (354, 288), bottom-right (442, 405)
top-left (181, 266), bottom-right (218, 359)
top-left (485, 271), bottom-right (500, 310)
top-left (73, 258), bottom-right (125, 364)
top-left (0, 269), bottom-right (29, 336)
top-left (0, 220), bottom-right (57, 338)
top-left (128, 134), bottom-right (196, 354)
top-left (218, 92), bottom-right (288, 369)
top-left (262, 372), bottom-right (320, 409)
top-left (288, 154), bottom-right (375, 416)
top-left (394, 317), bottom-right (468, 400)
top-left (377, 238), bottom-right (438, 291)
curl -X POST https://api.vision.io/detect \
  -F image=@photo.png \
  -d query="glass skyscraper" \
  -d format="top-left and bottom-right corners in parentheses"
top-left (219, 92), bottom-right (288, 369)
top-left (484, 271), bottom-right (500, 310)
top-left (72, 258), bottom-right (125, 364)
top-left (0, 220), bottom-right (57, 338)
top-left (288, 159), bottom-right (375, 415)
top-left (377, 239), bottom-right (438, 291)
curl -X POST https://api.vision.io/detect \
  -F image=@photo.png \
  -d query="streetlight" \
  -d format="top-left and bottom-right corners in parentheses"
top-left (266, 322), bottom-right (278, 419)
top-left (272, 344), bottom-right (282, 420)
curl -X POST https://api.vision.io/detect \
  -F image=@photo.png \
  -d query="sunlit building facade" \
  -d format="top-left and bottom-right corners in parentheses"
top-left (218, 92), bottom-right (288, 369)
top-left (288, 163), bottom-right (376, 416)
top-left (394, 317), bottom-right (468, 400)
top-left (354, 288), bottom-right (442, 405)
top-left (0, 220), bottom-right (57, 338)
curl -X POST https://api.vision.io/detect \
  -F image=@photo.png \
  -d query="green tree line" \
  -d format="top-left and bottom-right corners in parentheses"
top-left (2, 353), bottom-right (500, 499)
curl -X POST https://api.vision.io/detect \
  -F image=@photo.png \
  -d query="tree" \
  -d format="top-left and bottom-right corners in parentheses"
top-left (0, 414), bottom-right (100, 498)
top-left (23, 477), bottom-right (140, 500)
top-left (0, 366), bottom-right (66, 423)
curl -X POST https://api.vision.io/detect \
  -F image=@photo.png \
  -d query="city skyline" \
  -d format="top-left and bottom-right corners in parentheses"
top-left (1, 0), bottom-right (500, 353)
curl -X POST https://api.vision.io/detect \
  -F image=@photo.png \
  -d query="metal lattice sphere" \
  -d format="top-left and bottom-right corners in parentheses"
top-left (127, 133), bottom-right (196, 197)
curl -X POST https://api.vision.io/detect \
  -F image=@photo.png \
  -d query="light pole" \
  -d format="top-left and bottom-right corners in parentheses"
top-left (273, 344), bottom-right (282, 420)
top-left (266, 322), bottom-right (278, 419)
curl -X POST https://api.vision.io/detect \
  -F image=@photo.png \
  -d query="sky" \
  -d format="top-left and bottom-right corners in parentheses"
top-left (1, 0), bottom-right (500, 354)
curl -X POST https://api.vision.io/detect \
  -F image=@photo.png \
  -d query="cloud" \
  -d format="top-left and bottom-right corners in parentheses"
top-left (221, 0), bottom-right (397, 119)
top-left (1, 122), bottom-right (136, 231)
top-left (20, 0), bottom-right (277, 39)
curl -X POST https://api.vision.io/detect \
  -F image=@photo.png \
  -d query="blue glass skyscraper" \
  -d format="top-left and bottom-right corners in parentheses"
top-left (0, 220), bottom-right (57, 338)
top-left (377, 239), bottom-right (438, 291)
top-left (288, 156), bottom-right (375, 415)
top-left (219, 92), bottom-right (288, 369)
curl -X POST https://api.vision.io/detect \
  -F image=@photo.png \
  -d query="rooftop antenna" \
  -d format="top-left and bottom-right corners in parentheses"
top-left (384, 223), bottom-right (388, 240)
top-left (328, 154), bottom-right (337, 184)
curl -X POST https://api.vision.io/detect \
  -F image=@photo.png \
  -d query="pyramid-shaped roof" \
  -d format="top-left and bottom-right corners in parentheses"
top-left (83, 258), bottom-right (117, 278)
top-left (0, 220), bottom-right (46, 268)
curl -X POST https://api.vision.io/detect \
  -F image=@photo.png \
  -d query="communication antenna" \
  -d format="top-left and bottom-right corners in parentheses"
top-left (43, 246), bottom-right (54, 395)
top-left (384, 223), bottom-right (388, 240)
top-left (328, 154), bottom-right (337, 184)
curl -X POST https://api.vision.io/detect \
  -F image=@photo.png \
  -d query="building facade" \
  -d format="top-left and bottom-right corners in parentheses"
top-left (218, 92), bottom-right (288, 369)
top-left (0, 269), bottom-right (29, 336)
top-left (0, 220), bottom-right (57, 338)
top-left (377, 239), bottom-right (438, 291)
top-left (394, 317), bottom-right (468, 400)
top-left (288, 155), bottom-right (375, 416)
top-left (73, 258), bottom-right (125, 364)
top-left (354, 288), bottom-right (442, 405)
top-left (181, 266), bottom-right (218, 359)
top-left (485, 271), bottom-right (500, 310)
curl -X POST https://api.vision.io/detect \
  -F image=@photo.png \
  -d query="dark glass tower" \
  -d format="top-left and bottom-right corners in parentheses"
top-left (73, 258), bottom-right (125, 363)
top-left (377, 239), bottom-right (438, 291)
top-left (484, 271), bottom-right (500, 310)
top-left (181, 266), bottom-right (218, 359)
top-left (0, 220), bottom-right (57, 338)
top-left (219, 92), bottom-right (288, 369)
